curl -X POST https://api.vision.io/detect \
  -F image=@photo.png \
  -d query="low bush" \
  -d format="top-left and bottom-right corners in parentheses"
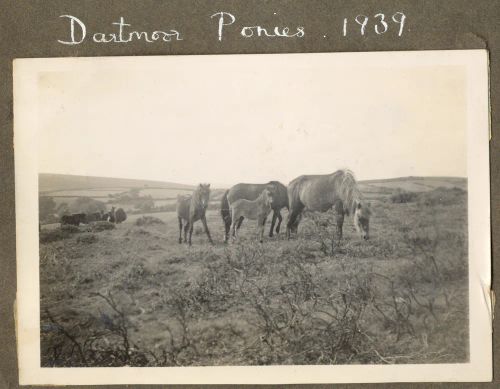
top-left (91, 221), bottom-right (116, 232)
top-left (77, 233), bottom-right (98, 244)
top-left (135, 216), bottom-right (165, 226)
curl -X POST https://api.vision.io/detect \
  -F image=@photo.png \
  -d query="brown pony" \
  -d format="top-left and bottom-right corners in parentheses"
top-left (229, 188), bottom-right (274, 243)
top-left (221, 181), bottom-right (288, 242)
top-left (176, 183), bottom-right (213, 246)
top-left (286, 170), bottom-right (371, 240)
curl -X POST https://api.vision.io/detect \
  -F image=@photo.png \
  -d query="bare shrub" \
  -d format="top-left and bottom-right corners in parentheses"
top-left (135, 216), bottom-right (165, 226)
top-left (299, 210), bottom-right (340, 256)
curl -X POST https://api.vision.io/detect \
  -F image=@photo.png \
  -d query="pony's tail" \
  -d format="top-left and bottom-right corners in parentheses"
top-left (220, 190), bottom-right (231, 224)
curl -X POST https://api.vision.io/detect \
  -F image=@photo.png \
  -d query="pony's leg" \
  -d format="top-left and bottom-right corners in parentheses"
top-left (334, 201), bottom-right (344, 241)
top-left (292, 212), bottom-right (302, 234)
top-left (336, 212), bottom-right (344, 241)
top-left (230, 217), bottom-right (237, 240)
top-left (178, 217), bottom-right (183, 243)
top-left (286, 207), bottom-right (303, 239)
top-left (201, 215), bottom-right (214, 245)
top-left (188, 221), bottom-right (194, 246)
top-left (234, 217), bottom-right (244, 238)
top-left (269, 211), bottom-right (278, 237)
top-left (275, 211), bottom-right (283, 235)
top-left (236, 216), bottom-right (244, 230)
top-left (260, 215), bottom-right (267, 243)
top-left (223, 214), bottom-right (231, 243)
top-left (183, 222), bottom-right (190, 244)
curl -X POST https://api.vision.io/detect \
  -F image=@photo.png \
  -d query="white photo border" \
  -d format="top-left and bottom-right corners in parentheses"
top-left (14, 50), bottom-right (491, 385)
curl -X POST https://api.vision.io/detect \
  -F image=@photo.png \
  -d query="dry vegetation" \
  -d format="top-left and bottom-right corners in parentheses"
top-left (39, 182), bottom-right (468, 367)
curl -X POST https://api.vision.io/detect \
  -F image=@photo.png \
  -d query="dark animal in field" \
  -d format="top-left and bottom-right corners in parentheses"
top-left (61, 213), bottom-right (87, 226)
top-left (229, 188), bottom-right (274, 243)
top-left (221, 181), bottom-right (288, 242)
top-left (286, 169), bottom-right (371, 240)
top-left (86, 212), bottom-right (103, 222)
top-left (176, 183), bottom-right (213, 246)
top-left (114, 208), bottom-right (127, 223)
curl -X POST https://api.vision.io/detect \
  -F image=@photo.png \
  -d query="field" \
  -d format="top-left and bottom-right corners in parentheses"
top-left (39, 176), bottom-right (469, 367)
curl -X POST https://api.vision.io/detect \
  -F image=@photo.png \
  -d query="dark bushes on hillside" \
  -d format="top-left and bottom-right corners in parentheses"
top-left (391, 191), bottom-right (418, 203)
top-left (418, 187), bottom-right (466, 206)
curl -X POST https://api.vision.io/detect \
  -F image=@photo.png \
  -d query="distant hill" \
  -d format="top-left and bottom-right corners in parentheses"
top-left (39, 173), bottom-right (467, 196)
top-left (359, 176), bottom-right (467, 193)
top-left (39, 173), bottom-right (195, 193)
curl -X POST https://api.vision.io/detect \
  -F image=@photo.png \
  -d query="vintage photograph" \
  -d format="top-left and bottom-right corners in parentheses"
top-left (14, 51), bottom-right (491, 384)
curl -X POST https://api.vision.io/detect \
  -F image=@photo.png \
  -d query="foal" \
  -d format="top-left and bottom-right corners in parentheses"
top-left (229, 188), bottom-right (273, 243)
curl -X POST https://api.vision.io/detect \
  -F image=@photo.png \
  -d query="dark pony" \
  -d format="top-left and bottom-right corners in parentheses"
top-left (286, 170), bottom-right (371, 240)
top-left (176, 183), bottom-right (213, 246)
top-left (221, 181), bottom-right (288, 242)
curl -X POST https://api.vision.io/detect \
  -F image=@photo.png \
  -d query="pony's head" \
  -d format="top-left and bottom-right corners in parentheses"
top-left (262, 188), bottom-right (274, 207)
top-left (354, 202), bottom-right (371, 240)
top-left (198, 183), bottom-right (211, 208)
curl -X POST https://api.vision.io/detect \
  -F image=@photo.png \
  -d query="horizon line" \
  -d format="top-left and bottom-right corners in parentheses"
top-left (38, 171), bottom-right (468, 189)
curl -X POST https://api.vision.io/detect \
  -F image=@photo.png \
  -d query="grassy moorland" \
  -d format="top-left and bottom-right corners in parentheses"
top-left (39, 178), bottom-right (468, 366)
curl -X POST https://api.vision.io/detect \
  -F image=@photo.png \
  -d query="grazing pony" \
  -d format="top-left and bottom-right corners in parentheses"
top-left (229, 188), bottom-right (274, 243)
top-left (176, 183), bottom-right (213, 246)
top-left (221, 181), bottom-right (288, 242)
top-left (286, 170), bottom-right (371, 240)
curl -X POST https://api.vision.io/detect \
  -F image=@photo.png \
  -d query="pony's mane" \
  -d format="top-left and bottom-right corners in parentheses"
top-left (335, 170), bottom-right (364, 214)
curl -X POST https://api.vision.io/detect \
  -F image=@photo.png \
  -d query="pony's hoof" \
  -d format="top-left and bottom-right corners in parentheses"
top-left (178, 239), bottom-right (182, 244)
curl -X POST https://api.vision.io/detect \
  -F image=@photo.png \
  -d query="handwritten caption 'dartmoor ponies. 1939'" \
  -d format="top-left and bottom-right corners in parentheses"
top-left (57, 11), bottom-right (407, 45)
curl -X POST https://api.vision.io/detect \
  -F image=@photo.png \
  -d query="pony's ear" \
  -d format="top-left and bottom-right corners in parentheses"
top-left (207, 183), bottom-right (211, 188)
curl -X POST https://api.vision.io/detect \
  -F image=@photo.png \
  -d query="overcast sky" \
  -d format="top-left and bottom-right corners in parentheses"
top-left (37, 53), bottom-right (467, 187)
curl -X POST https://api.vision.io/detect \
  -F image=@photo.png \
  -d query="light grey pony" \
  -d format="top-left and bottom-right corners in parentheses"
top-left (286, 170), bottom-right (371, 240)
